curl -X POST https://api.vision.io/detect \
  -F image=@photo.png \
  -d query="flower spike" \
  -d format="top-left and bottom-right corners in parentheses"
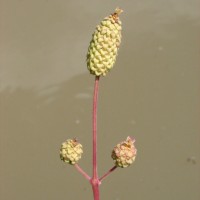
top-left (87, 8), bottom-right (123, 76)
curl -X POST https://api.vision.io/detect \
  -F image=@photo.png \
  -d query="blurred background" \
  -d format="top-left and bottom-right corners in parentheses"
top-left (1, 0), bottom-right (200, 199)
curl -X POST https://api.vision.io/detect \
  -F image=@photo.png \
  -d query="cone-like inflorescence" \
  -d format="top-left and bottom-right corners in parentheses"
top-left (87, 8), bottom-right (123, 76)
top-left (112, 136), bottom-right (137, 168)
top-left (60, 138), bottom-right (83, 165)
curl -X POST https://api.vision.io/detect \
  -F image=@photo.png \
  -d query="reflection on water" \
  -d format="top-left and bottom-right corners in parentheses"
top-left (1, 0), bottom-right (200, 91)
top-left (1, 0), bottom-right (200, 200)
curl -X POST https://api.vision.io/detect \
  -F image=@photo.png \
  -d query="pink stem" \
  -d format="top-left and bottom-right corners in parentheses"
top-left (90, 76), bottom-right (100, 200)
top-left (99, 166), bottom-right (118, 182)
top-left (92, 76), bottom-right (99, 179)
top-left (74, 164), bottom-right (91, 181)
top-left (92, 182), bottom-right (100, 200)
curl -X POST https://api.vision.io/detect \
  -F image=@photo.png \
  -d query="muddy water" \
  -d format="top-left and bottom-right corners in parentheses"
top-left (1, 0), bottom-right (200, 200)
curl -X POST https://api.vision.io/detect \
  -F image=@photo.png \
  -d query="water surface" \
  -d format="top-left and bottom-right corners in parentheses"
top-left (1, 0), bottom-right (200, 199)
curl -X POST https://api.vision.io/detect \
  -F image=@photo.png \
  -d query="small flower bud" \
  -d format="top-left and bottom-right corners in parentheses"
top-left (87, 8), bottom-right (123, 76)
top-left (112, 136), bottom-right (137, 168)
top-left (60, 138), bottom-right (83, 165)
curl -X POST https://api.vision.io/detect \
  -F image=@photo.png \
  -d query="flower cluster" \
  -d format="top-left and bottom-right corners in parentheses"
top-left (60, 139), bottom-right (83, 165)
top-left (112, 136), bottom-right (137, 168)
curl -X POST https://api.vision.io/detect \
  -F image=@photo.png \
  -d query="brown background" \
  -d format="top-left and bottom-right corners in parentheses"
top-left (1, 0), bottom-right (200, 199)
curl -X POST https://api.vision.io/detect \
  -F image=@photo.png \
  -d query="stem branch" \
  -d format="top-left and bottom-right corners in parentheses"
top-left (99, 166), bottom-right (118, 182)
top-left (74, 164), bottom-right (91, 181)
